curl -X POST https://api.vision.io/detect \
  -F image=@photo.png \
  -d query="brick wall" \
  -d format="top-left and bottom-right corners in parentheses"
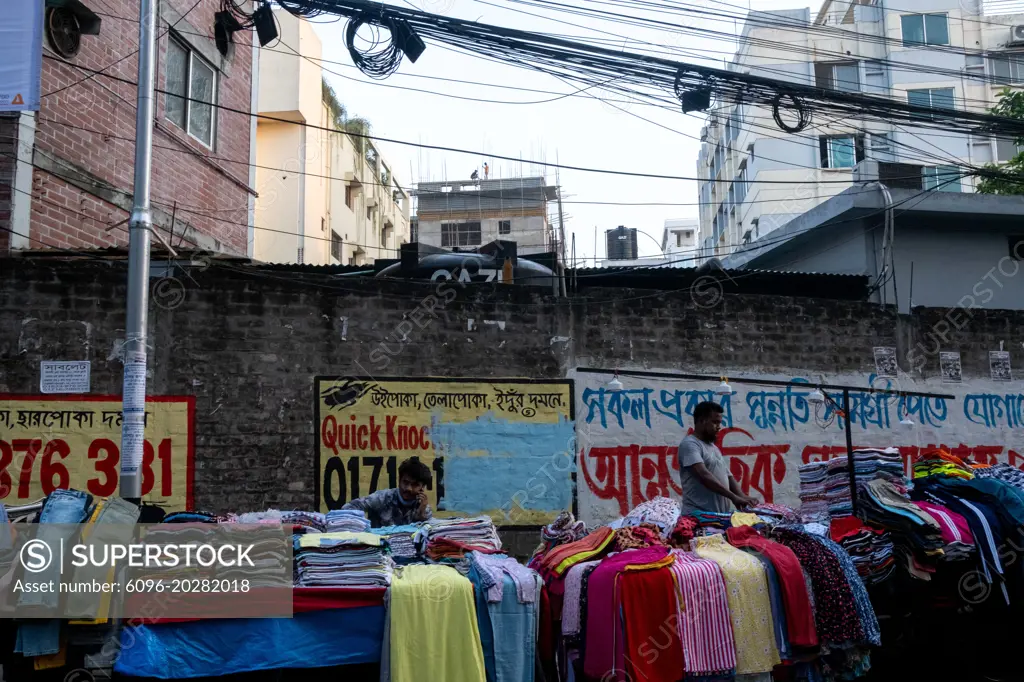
top-left (4, 259), bottom-right (1022, 517)
top-left (12, 0), bottom-right (252, 253)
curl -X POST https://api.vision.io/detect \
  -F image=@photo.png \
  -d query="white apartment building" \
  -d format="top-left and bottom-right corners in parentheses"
top-left (662, 218), bottom-right (700, 266)
top-left (696, 0), bottom-right (1024, 260)
top-left (254, 9), bottom-right (410, 266)
top-left (413, 177), bottom-right (560, 256)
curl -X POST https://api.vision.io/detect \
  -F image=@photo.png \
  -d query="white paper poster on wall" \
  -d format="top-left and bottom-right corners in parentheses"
top-left (0, 0), bottom-right (44, 111)
top-left (40, 360), bottom-right (91, 394)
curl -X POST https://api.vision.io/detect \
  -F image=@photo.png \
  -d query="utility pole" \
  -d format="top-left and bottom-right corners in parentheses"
top-left (120, 0), bottom-right (158, 501)
top-left (556, 169), bottom-right (567, 297)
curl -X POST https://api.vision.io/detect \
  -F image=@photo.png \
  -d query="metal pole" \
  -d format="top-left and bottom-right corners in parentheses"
top-left (844, 388), bottom-right (858, 517)
top-left (120, 0), bottom-right (158, 501)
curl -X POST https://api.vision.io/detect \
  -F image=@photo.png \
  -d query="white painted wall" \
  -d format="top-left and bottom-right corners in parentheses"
top-left (572, 368), bottom-right (1024, 525)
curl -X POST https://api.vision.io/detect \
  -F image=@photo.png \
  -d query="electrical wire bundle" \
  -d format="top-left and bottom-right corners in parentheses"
top-left (277, 0), bottom-right (1024, 140)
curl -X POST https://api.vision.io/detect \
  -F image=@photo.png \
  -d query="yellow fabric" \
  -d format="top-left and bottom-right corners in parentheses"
top-left (730, 512), bottom-right (761, 527)
top-left (298, 532), bottom-right (381, 548)
top-left (390, 564), bottom-right (486, 682)
top-left (33, 638), bottom-right (66, 670)
top-left (554, 532), bottom-right (615, 575)
top-left (695, 534), bottom-right (781, 675)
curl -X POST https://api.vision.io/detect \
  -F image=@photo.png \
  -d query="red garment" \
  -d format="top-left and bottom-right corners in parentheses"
top-left (726, 525), bottom-right (818, 648)
top-left (538, 584), bottom-right (557, 682)
top-left (829, 516), bottom-right (885, 543)
top-left (128, 587), bottom-right (386, 624)
top-left (621, 567), bottom-right (685, 682)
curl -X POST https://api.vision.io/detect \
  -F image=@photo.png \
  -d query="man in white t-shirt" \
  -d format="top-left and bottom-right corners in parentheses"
top-left (678, 401), bottom-right (759, 514)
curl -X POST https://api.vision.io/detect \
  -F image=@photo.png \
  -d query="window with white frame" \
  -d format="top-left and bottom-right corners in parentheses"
top-left (990, 53), bottom-right (1024, 85)
top-left (923, 166), bottom-right (962, 192)
top-left (819, 135), bottom-right (864, 168)
top-left (900, 13), bottom-right (949, 47)
top-left (907, 87), bottom-right (955, 120)
top-left (814, 61), bottom-right (860, 92)
top-left (165, 36), bottom-right (217, 148)
top-left (996, 137), bottom-right (1024, 162)
top-left (441, 222), bottom-right (481, 247)
top-left (869, 132), bottom-right (893, 157)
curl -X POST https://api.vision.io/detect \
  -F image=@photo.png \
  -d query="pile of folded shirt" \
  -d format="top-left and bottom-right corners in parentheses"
top-left (913, 449), bottom-right (975, 481)
top-left (281, 511), bottom-right (327, 534)
top-left (798, 461), bottom-right (829, 520)
top-left (621, 497), bottom-right (680, 538)
top-left (419, 517), bottom-right (502, 560)
top-left (830, 515), bottom-right (895, 585)
top-left (326, 509), bottom-right (370, 533)
top-left (852, 448), bottom-right (906, 488)
top-left (825, 457), bottom-right (855, 517)
top-left (293, 532), bottom-right (391, 587)
top-left (913, 500), bottom-right (975, 562)
top-left (372, 524), bottom-right (421, 563)
top-left (859, 479), bottom-right (944, 578)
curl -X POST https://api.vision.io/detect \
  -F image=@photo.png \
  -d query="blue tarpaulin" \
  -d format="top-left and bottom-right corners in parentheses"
top-left (113, 606), bottom-right (384, 678)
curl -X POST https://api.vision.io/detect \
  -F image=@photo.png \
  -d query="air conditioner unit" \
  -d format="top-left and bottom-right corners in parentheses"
top-left (1011, 25), bottom-right (1024, 46)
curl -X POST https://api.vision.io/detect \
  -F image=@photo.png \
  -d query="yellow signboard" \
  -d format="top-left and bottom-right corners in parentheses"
top-left (315, 378), bottom-right (575, 524)
top-left (0, 395), bottom-right (195, 511)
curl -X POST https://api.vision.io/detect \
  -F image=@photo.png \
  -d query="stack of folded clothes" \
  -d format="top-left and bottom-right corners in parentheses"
top-left (830, 515), bottom-right (895, 584)
top-left (913, 500), bottom-right (976, 561)
top-left (326, 509), bottom-right (370, 533)
top-left (372, 524), bottom-right (421, 563)
top-left (825, 457), bottom-right (855, 517)
top-left (859, 479), bottom-right (944, 578)
top-left (293, 532), bottom-right (392, 587)
top-left (798, 461), bottom-right (829, 520)
top-left (281, 511), bottom-right (327, 534)
top-left (420, 517), bottom-right (502, 560)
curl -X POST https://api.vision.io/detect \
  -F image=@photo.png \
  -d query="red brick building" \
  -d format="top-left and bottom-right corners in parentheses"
top-left (0, 0), bottom-right (256, 255)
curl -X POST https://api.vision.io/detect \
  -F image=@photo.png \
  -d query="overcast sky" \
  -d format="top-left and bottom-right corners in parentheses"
top-left (308, 0), bottom-right (804, 263)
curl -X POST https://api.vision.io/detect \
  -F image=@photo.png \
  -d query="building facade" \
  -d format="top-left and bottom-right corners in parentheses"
top-left (662, 218), bottom-right (699, 265)
top-left (0, 0), bottom-right (256, 255)
top-left (253, 10), bottom-right (410, 266)
top-left (696, 0), bottom-right (1024, 261)
top-left (414, 177), bottom-right (559, 257)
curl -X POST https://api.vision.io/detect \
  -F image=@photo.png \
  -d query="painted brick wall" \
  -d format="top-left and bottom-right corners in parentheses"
top-left (8, 0), bottom-right (253, 253)
top-left (3, 260), bottom-right (1022, 518)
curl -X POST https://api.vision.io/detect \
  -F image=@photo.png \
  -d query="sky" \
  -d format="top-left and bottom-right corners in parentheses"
top-left (306, 0), bottom-right (807, 263)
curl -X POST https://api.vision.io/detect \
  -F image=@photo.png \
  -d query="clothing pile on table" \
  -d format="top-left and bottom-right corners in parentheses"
top-left (293, 532), bottom-right (392, 587)
top-left (859, 478), bottom-right (944, 579)
top-left (281, 511), bottom-right (328, 533)
top-left (620, 497), bottom-right (680, 537)
top-left (829, 516), bottom-right (895, 585)
top-left (371, 524), bottom-right (421, 563)
top-left (419, 516), bottom-right (502, 560)
top-left (798, 461), bottom-right (829, 520)
top-left (326, 509), bottom-right (371, 533)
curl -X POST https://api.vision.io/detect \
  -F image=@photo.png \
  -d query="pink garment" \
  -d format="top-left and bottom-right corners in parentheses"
top-left (561, 559), bottom-right (601, 636)
top-left (915, 501), bottom-right (975, 546)
top-left (583, 547), bottom-right (671, 682)
top-left (669, 550), bottom-right (737, 675)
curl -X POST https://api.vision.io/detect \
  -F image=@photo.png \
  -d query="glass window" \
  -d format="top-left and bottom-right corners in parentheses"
top-left (165, 39), bottom-right (188, 128)
top-left (498, 220), bottom-right (511, 235)
top-left (833, 63), bottom-right (860, 92)
top-left (165, 35), bottom-right (217, 148)
top-left (830, 137), bottom-right (856, 168)
top-left (990, 53), bottom-right (1024, 84)
top-left (907, 87), bottom-right (955, 120)
top-left (923, 166), bottom-right (962, 192)
top-left (189, 56), bottom-right (215, 147)
top-left (996, 137), bottom-right (1023, 162)
top-left (924, 13), bottom-right (949, 46)
top-left (902, 13), bottom-right (948, 46)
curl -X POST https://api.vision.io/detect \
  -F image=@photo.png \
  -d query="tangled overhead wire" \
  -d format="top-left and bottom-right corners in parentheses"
top-left (278, 0), bottom-right (1024, 140)
top-left (771, 92), bottom-right (811, 134)
top-left (344, 13), bottom-right (407, 79)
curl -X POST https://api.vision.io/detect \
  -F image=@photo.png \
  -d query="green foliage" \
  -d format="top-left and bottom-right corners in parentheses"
top-left (977, 88), bottom-right (1024, 195)
top-left (321, 78), bottom-right (372, 154)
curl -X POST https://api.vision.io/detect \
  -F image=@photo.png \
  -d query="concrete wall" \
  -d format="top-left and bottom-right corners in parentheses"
top-left (2, 259), bottom-right (1022, 529)
top-left (417, 215), bottom-right (549, 254)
